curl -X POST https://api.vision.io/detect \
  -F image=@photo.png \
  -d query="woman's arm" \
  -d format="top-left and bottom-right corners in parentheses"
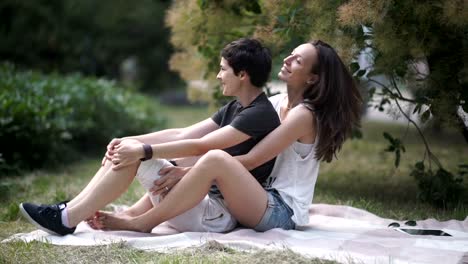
top-left (125, 118), bottom-right (220, 144)
top-left (103, 118), bottom-right (219, 165)
top-left (150, 125), bottom-right (250, 159)
top-left (111, 125), bottom-right (251, 169)
top-left (237, 105), bottom-right (316, 170)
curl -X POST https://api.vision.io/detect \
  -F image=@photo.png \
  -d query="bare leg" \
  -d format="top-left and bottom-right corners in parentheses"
top-left (122, 194), bottom-right (154, 217)
top-left (68, 160), bottom-right (113, 208)
top-left (102, 150), bottom-right (268, 232)
top-left (66, 161), bottom-right (141, 227)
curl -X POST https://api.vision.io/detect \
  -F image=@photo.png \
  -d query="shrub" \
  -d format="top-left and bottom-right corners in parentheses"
top-left (410, 162), bottom-right (466, 208)
top-left (0, 63), bottom-right (166, 174)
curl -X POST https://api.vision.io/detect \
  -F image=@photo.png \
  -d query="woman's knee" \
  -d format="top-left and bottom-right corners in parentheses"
top-left (195, 150), bottom-right (237, 175)
top-left (110, 161), bottom-right (140, 178)
top-left (200, 150), bottom-right (233, 167)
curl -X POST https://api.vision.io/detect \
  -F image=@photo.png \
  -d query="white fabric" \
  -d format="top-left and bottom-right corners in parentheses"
top-left (267, 94), bottom-right (320, 225)
top-left (136, 159), bottom-right (236, 233)
top-left (5, 204), bottom-right (468, 264)
top-left (167, 195), bottom-right (237, 233)
top-left (136, 159), bottom-right (174, 205)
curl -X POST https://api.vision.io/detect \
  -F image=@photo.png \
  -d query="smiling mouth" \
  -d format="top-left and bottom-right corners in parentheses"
top-left (281, 66), bottom-right (291, 73)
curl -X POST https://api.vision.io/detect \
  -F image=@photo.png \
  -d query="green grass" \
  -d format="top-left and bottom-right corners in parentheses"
top-left (1, 103), bottom-right (467, 263)
top-left (0, 240), bottom-right (337, 264)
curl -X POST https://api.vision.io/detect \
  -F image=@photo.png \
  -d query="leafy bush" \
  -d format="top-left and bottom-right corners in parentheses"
top-left (410, 162), bottom-right (466, 208)
top-left (0, 63), bottom-right (166, 174)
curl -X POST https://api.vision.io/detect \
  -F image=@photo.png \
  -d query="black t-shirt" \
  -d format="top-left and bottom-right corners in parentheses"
top-left (211, 92), bottom-right (280, 186)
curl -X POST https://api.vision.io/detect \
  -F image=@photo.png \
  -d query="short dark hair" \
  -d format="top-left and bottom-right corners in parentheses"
top-left (221, 38), bottom-right (272, 88)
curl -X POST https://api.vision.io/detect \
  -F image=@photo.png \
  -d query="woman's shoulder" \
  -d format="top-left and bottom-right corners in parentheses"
top-left (292, 104), bottom-right (315, 119)
top-left (268, 93), bottom-right (286, 105)
top-left (288, 105), bottom-right (317, 143)
top-left (285, 105), bottom-right (316, 131)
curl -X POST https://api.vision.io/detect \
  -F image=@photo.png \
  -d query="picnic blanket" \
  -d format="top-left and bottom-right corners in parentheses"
top-left (4, 204), bottom-right (468, 264)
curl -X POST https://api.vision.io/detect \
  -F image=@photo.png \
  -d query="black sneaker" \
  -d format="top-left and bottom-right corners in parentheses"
top-left (19, 201), bottom-right (76, 236)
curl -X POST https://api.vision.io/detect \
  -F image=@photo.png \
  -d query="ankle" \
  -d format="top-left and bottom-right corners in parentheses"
top-left (130, 218), bottom-right (152, 233)
top-left (66, 210), bottom-right (81, 228)
top-left (123, 209), bottom-right (138, 217)
top-left (61, 207), bottom-right (71, 228)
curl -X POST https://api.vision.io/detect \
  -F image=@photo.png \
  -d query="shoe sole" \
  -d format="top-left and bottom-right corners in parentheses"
top-left (19, 203), bottom-right (60, 236)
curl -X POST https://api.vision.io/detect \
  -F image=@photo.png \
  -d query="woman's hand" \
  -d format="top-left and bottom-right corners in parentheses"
top-left (111, 139), bottom-right (145, 170)
top-left (102, 138), bottom-right (122, 166)
top-left (102, 138), bottom-right (141, 166)
top-left (150, 166), bottom-right (191, 197)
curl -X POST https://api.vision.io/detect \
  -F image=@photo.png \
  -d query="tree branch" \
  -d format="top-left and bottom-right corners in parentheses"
top-left (387, 75), bottom-right (442, 169)
top-left (366, 78), bottom-right (417, 103)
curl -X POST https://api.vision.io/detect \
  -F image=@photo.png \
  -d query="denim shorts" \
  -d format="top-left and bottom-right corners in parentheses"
top-left (254, 189), bottom-right (296, 232)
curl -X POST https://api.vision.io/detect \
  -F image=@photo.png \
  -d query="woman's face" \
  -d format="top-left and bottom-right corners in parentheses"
top-left (217, 57), bottom-right (241, 96)
top-left (278, 43), bottom-right (318, 88)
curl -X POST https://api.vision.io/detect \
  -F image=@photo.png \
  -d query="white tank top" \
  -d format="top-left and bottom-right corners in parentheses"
top-left (266, 94), bottom-right (320, 226)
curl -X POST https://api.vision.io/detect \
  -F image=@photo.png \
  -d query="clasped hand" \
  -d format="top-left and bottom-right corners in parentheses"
top-left (102, 138), bottom-right (144, 170)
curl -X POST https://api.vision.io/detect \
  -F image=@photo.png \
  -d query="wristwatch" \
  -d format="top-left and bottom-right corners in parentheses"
top-left (140, 144), bottom-right (153, 161)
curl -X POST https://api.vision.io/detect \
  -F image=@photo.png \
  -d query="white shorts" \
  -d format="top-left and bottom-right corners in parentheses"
top-left (167, 194), bottom-right (237, 233)
top-left (136, 159), bottom-right (173, 205)
top-left (136, 159), bottom-right (237, 233)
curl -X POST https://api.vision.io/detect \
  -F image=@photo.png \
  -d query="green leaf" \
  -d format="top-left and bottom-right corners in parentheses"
top-left (395, 150), bottom-right (400, 167)
top-left (244, 0), bottom-right (261, 14)
top-left (412, 104), bottom-right (422, 114)
top-left (272, 27), bottom-right (285, 33)
top-left (197, 0), bottom-right (208, 10)
top-left (368, 87), bottom-right (376, 99)
top-left (421, 109), bottom-right (431, 123)
top-left (383, 132), bottom-right (395, 144)
top-left (384, 146), bottom-right (395, 152)
top-left (277, 15), bottom-right (287, 25)
top-left (356, 69), bottom-right (367, 77)
top-left (351, 127), bottom-right (363, 139)
top-left (350, 62), bottom-right (360, 74)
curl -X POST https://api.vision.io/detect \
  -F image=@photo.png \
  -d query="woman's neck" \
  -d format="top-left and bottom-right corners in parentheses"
top-left (285, 85), bottom-right (305, 109)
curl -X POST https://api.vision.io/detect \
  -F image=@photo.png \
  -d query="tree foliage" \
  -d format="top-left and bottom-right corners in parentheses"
top-left (166, 0), bottom-right (467, 207)
top-left (0, 0), bottom-right (180, 92)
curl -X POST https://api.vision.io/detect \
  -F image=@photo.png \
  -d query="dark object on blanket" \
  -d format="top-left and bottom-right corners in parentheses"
top-left (388, 220), bottom-right (417, 228)
top-left (395, 228), bottom-right (452, 236)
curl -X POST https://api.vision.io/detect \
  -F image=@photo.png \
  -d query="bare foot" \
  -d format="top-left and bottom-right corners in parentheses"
top-left (99, 211), bottom-right (143, 232)
top-left (85, 210), bottom-right (134, 230)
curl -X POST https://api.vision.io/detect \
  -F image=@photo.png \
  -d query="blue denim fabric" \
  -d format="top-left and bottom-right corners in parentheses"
top-left (254, 189), bottom-right (296, 232)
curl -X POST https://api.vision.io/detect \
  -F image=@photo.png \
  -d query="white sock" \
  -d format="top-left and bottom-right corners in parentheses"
top-left (61, 207), bottom-right (71, 228)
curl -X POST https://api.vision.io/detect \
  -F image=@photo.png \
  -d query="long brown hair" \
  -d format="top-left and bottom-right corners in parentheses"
top-left (302, 40), bottom-right (362, 162)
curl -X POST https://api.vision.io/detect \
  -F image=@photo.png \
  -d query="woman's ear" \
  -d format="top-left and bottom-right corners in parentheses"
top-left (307, 74), bottom-right (319, 85)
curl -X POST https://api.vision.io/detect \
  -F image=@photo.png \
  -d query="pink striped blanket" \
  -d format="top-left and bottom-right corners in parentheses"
top-left (4, 204), bottom-right (468, 264)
